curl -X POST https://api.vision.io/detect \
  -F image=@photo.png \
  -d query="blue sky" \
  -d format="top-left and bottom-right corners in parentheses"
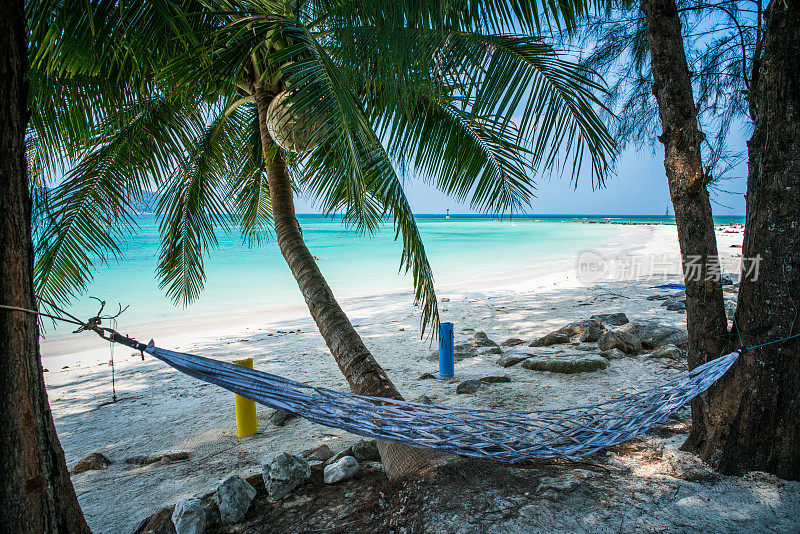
top-left (295, 134), bottom-right (749, 217)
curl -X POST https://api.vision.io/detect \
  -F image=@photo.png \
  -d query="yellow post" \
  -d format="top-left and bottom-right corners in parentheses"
top-left (232, 358), bottom-right (257, 437)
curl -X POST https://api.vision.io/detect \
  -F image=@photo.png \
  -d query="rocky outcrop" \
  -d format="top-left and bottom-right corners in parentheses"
top-left (521, 354), bottom-right (609, 374)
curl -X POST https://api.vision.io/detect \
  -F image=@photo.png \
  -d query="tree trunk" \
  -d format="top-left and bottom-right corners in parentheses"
top-left (690, 0), bottom-right (800, 479)
top-left (641, 0), bottom-right (731, 450)
top-left (0, 2), bottom-right (91, 531)
top-left (253, 85), bottom-right (446, 478)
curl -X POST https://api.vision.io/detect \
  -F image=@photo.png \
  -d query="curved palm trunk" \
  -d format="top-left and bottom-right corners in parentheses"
top-left (642, 0), bottom-right (732, 450)
top-left (253, 85), bottom-right (445, 478)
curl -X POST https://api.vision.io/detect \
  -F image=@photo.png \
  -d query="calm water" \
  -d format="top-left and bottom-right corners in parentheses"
top-left (47, 214), bottom-right (744, 336)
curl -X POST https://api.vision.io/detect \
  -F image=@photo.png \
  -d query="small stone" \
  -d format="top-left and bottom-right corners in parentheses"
top-left (521, 355), bottom-right (608, 374)
top-left (441, 297), bottom-right (451, 302)
top-left (480, 376), bottom-right (511, 383)
top-left (600, 348), bottom-right (626, 360)
top-left (323, 456), bottom-right (359, 484)
top-left (496, 353), bottom-right (531, 367)
top-left (215, 475), bottom-right (256, 525)
top-left (455, 379), bottom-right (483, 394)
top-left (126, 450), bottom-right (190, 466)
top-left (270, 409), bottom-right (298, 427)
top-left (662, 299), bottom-right (686, 311)
top-left (72, 452), bottom-right (111, 474)
top-left (529, 332), bottom-right (571, 347)
top-left (578, 325), bottom-right (604, 342)
top-left (501, 337), bottom-right (525, 347)
top-left (301, 444), bottom-right (335, 462)
top-left (413, 394), bottom-right (434, 405)
top-left (172, 498), bottom-right (206, 534)
top-left (590, 313), bottom-right (629, 325)
top-left (351, 440), bottom-right (380, 461)
top-left (648, 344), bottom-right (684, 360)
top-left (597, 330), bottom-right (641, 354)
top-left (261, 452), bottom-right (311, 500)
top-left (418, 372), bottom-right (436, 380)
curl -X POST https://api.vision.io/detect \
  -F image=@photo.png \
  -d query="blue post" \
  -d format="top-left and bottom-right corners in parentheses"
top-left (439, 322), bottom-right (454, 379)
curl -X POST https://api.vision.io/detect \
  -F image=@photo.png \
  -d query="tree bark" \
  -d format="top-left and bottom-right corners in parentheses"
top-left (641, 0), bottom-right (731, 450)
top-left (253, 84), bottom-right (445, 478)
top-left (0, 2), bottom-right (91, 531)
top-left (691, 0), bottom-right (800, 479)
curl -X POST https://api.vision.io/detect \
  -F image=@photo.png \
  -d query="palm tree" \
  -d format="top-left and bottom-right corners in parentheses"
top-left (29, 0), bottom-right (615, 475)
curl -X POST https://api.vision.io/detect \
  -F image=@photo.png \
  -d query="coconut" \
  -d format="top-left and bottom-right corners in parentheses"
top-left (266, 91), bottom-right (321, 153)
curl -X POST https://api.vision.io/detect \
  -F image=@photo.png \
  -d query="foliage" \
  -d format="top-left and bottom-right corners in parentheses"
top-left (28, 0), bottom-right (616, 335)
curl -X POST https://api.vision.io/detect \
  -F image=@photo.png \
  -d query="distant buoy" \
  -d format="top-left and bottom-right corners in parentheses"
top-left (266, 91), bottom-right (321, 153)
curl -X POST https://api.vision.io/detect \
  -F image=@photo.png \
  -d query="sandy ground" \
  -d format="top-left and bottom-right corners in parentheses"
top-left (41, 223), bottom-right (798, 534)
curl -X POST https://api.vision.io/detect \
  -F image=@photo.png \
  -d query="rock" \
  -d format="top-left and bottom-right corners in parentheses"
top-left (597, 330), bottom-right (642, 354)
top-left (351, 440), bottom-right (380, 461)
top-left (572, 343), bottom-right (600, 352)
top-left (578, 325), bottom-right (603, 342)
top-left (172, 498), bottom-right (206, 534)
top-left (521, 354), bottom-right (609, 374)
top-left (134, 505), bottom-right (176, 534)
top-left (72, 452), bottom-right (111, 474)
top-left (270, 409), bottom-right (298, 427)
top-left (301, 444), bottom-right (335, 462)
top-left (413, 394), bottom-right (434, 405)
top-left (725, 299), bottom-right (737, 320)
top-left (600, 348), bottom-right (626, 360)
top-left (648, 344), bottom-right (684, 360)
top-left (126, 450), bottom-right (190, 466)
top-left (646, 294), bottom-right (670, 301)
top-left (662, 299), bottom-right (686, 312)
top-left (455, 380), bottom-right (483, 394)
top-left (529, 332), bottom-right (571, 347)
top-left (501, 337), bottom-right (525, 347)
top-left (418, 372), bottom-right (436, 380)
top-left (496, 352), bottom-right (531, 367)
top-left (441, 297), bottom-right (451, 302)
top-left (536, 476), bottom-right (580, 499)
top-left (215, 475), bottom-right (256, 525)
top-left (621, 321), bottom-right (688, 349)
top-left (556, 319), bottom-right (603, 337)
top-left (324, 448), bottom-right (353, 466)
top-left (480, 376), bottom-right (511, 384)
top-left (323, 456), bottom-right (359, 484)
top-left (590, 313), bottom-right (629, 325)
top-left (261, 452), bottom-right (311, 500)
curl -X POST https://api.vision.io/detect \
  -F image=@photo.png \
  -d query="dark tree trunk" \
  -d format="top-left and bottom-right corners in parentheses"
top-left (691, 0), bottom-right (800, 479)
top-left (641, 0), bottom-right (731, 449)
top-left (0, 2), bottom-right (91, 531)
top-left (252, 85), bottom-right (444, 478)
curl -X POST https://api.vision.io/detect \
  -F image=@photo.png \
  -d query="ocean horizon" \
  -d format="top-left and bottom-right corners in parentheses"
top-left (43, 214), bottom-right (744, 339)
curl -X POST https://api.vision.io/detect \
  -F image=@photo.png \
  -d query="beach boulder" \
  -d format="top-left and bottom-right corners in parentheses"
top-left (590, 313), bottom-right (629, 326)
top-left (270, 409), bottom-right (298, 427)
top-left (302, 444), bottom-right (335, 463)
top-left (555, 319), bottom-right (603, 337)
top-left (456, 379), bottom-right (483, 394)
top-left (126, 450), bottom-right (189, 466)
top-left (600, 348), bottom-right (626, 360)
top-left (215, 475), bottom-right (256, 525)
top-left (620, 321), bottom-right (688, 349)
top-left (261, 452), bottom-right (311, 500)
top-left (72, 452), bottom-right (111, 474)
top-left (324, 456), bottom-right (359, 484)
top-left (496, 351), bottom-right (532, 368)
top-left (501, 337), bottom-right (526, 347)
top-left (578, 325), bottom-right (604, 342)
top-left (351, 440), bottom-right (380, 462)
top-left (172, 498), bottom-right (206, 534)
top-left (480, 375), bottom-right (511, 384)
top-left (662, 299), bottom-right (686, 312)
top-left (521, 354), bottom-right (608, 374)
top-left (597, 330), bottom-right (641, 354)
top-left (133, 505), bottom-right (175, 534)
top-left (529, 332), bottom-right (571, 347)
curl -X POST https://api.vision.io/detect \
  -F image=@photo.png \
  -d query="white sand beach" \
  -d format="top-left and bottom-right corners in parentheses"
top-left (42, 223), bottom-right (800, 533)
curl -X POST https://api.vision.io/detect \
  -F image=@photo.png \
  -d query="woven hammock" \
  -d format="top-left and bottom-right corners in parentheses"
top-left (143, 342), bottom-right (739, 462)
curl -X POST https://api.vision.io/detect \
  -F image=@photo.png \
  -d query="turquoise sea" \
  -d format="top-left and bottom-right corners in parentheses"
top-left (46, 214), bottom-right (744, 338)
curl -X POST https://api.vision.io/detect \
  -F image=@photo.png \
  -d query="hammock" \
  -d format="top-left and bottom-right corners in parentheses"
top-left (143, 342), bottom-right (739, 462)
